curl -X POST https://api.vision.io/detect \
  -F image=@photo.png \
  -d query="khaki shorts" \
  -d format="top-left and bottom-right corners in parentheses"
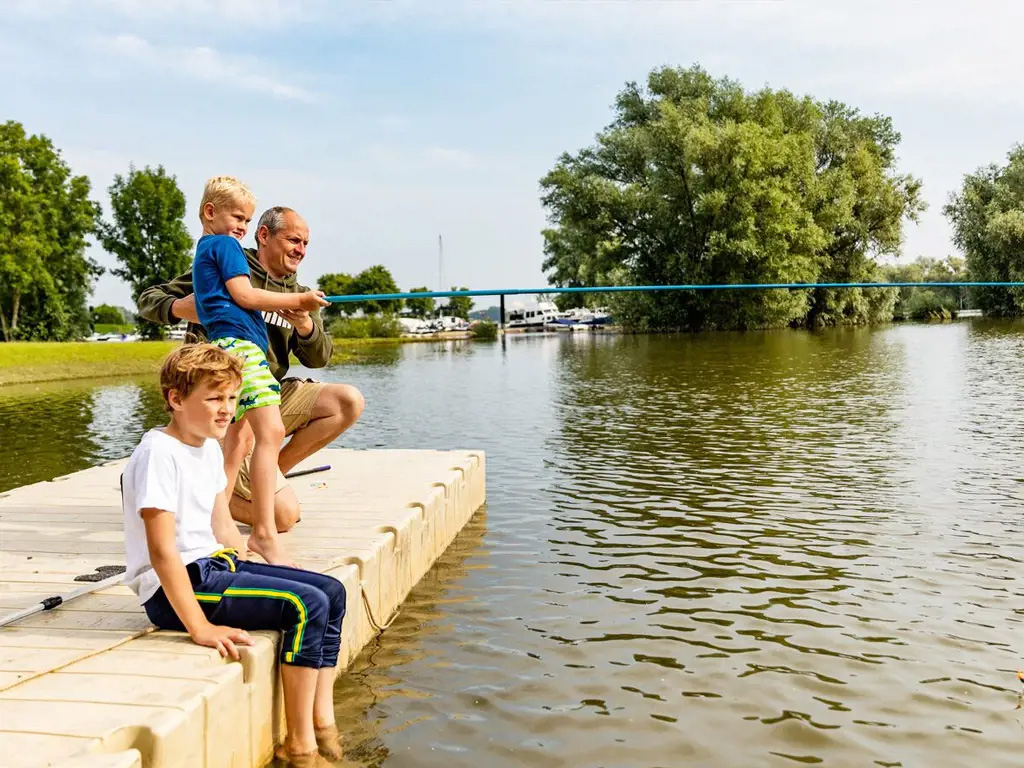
top-left (233, 378), bottom-right (326, 501)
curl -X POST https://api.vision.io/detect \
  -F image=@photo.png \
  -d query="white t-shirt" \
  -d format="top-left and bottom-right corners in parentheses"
top-left (122, 428), bottom-right (225, 603)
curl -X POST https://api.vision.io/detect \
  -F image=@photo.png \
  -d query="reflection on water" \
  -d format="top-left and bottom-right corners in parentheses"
top-left (3, 322), bottom-right (1023, 766)
top-left (0, 376), bottom-right (169, 490)
top-left (326, 511), bottom-right (491, 767)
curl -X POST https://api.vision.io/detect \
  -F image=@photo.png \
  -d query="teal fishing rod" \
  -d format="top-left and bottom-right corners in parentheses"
top-left (324, 281), bottom-right (1024, 304)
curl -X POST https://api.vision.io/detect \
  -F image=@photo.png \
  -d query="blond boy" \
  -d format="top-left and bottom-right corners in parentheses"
top-left (192, 176), bottom-right (328, 565)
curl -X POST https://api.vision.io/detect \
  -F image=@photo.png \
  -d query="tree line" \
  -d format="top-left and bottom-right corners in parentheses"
top-left (315, 269), bottom-right (473, 320)
top-left (540, 65), bottom-right (1024, 330)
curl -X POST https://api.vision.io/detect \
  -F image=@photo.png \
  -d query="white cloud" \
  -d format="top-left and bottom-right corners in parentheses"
top-left (95, 33), bottom-right (317, 102)
top-left (341, 0), bottom-right (1024, 109)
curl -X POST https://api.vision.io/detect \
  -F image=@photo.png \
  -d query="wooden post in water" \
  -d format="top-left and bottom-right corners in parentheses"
top-left (499, 294), bottom-right (505, 332)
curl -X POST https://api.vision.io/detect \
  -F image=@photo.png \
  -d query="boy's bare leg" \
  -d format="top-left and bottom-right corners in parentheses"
top-left (312, 665), bottom-right (342, 759)
top-left (313, 666), bottom-right (337, 728)
top-left (223, 419), bottom-right (254, 499)
top-left (244, 405), bottom-right (293, 566)
top-left (281, 664), bottom-right (318, 756)
top-left (228, 486), bottom-right (301, 533)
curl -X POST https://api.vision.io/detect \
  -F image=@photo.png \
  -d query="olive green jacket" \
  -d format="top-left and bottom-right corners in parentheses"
top-left (136, 248), bottom-right (333, 381)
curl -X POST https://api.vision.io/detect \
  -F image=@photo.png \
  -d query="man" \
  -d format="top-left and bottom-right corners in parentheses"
top-left (137, 206), bottom-right (365, 532)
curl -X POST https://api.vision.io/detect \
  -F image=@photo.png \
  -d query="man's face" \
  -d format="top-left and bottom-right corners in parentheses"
top-left (169, 378), bottom-right (238, 440)
top-left (259, 212), bottom-right (310, 277)
top-left (204, 200), bottom-right (254, 241)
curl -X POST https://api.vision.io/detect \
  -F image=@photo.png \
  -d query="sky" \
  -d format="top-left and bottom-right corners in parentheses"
top-left (2, 0), bottom-right (1022, 310)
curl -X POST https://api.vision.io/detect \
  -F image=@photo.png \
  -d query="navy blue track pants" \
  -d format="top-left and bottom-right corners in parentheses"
top-left (144, 551), bottom-right (346, 668)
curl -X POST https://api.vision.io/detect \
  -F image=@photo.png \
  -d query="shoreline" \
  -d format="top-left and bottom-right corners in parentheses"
top-left (2, 317), bottom-right (1000, 386)
top-left (0, 335), bottom-right (478, 386)
top-left (0, 341), bottom-right (179, 387)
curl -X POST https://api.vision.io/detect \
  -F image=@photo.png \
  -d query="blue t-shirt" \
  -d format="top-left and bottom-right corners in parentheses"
top-left (192, 235), bottom-right (269, 351)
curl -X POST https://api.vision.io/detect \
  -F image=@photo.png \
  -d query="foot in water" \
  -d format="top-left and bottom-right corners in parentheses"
top-left (314, 722), bottom-right (343, 761)
top-left (247, 533), bottom-right (296, 567)
top-left (275, 743), bottom-right (333, 768)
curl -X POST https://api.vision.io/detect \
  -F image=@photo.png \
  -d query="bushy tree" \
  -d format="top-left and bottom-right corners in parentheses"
top-left (317, 272), bottom-right (354, 318)
top-left (446, 286), bottom-right (472, 319)
top-left (884, 256), bottom-right (967, 319)
top-left (540, 65), bottom-right (923, 331)
top-left (333, 265), bottom-right (401, 315)
top-left (0, 121), bottom-right (101, 341)
top-left (91, 303), bottom-right (125, 325)
top-left (406, 286), bottom-right (435, 317)
top-left (944, 145), bottom-right (1024, 316)
top-left (98, 165), bottom-right (192, 339)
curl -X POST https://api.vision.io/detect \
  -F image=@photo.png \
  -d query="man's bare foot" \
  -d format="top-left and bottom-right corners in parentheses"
top-left (247, 533), bottom-right (296, 567)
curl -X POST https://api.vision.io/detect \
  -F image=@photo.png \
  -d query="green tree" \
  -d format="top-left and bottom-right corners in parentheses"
top-left (446, 286), bottom-right (473, 319)
top-left (540, 65), bottom-right (923, 331)
top-left (97, 165), bottom-right (192, 339)
top-left (92, 303), bottom-right (125, 325)
top-left (0, 121), bottom-right (101, 341)
top-left (345, 265), bottom-right (401, 315)
top-left (317, 272), bottom-right (354, 319)
top-left (406, 286), bottom-right (436, 317)
top-left (884, 256), bottom-right (967, 319)
top-left (804, 102), bottom-right (923, 326)
top-left (945, 145), bottom-right (1024, 316)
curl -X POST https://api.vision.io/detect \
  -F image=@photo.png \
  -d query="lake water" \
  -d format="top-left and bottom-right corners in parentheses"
top-left (1, 322), bottom-right (1022, 767)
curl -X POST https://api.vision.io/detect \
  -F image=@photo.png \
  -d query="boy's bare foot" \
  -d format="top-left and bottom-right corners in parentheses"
top-left (275, 743), bottom-right (333, 767)
top-left (247, 533), bottom-right (296, 567)
top-left (314, 723), bottom-right (343, 761)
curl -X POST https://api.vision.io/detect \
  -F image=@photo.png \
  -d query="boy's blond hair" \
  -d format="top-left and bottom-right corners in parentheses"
top-left (160, 344), bottom-right (242, 412)
top-left (198, 175), bottom-right (256, 223)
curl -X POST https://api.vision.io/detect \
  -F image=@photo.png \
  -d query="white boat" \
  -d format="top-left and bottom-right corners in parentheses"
top-left (430, 315), bottom-right (472, 332)
top-left (547, 306), bottom-right (613, 330)
top-left (398, 317), bottom-right (432, 335)
top-left (505, 300), bottom-right (560, 329)
top-left (87, 332), bottom-right (141, 342)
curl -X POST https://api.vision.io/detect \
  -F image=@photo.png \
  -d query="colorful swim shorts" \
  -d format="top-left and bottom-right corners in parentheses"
top-left (212, 337), bottom-right (281, 421)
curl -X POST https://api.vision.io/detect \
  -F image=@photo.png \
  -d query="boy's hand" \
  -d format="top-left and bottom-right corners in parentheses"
top-left (298, 290), bottom-right (330, 311)
top-left (190, 622), bottom-right (254, 660)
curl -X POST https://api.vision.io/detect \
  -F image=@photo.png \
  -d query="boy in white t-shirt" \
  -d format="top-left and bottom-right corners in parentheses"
top-left (122, 344), bottom-right (342, 767)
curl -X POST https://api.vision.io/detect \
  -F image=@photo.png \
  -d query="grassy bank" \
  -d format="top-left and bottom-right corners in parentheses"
top-left (0, 333), bottom-right (478, 385)
top-left (329, 332), bottom-right (476, 363)
top-left (0, 341), bottom-right (178, 386)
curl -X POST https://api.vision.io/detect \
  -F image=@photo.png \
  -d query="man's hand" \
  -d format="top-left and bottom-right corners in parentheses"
top-left (190, 621), bottom-right (254, 660)
top-left (171, 294), bottom-right (200, 324)
top-left (298, 290), bottom-right (330, 312)
top-left (276, 308), bottom-right (315, 338)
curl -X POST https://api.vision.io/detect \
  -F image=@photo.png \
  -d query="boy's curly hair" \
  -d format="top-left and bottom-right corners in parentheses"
top-left (160, 344), bottom-right (242, 412)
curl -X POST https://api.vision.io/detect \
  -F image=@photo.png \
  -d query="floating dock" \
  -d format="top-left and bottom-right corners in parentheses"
top-left (0, 448), bottom-right (485, 767)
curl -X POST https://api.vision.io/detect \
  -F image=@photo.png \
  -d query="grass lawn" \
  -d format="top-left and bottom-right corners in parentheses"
top-left (0, 333), bottom-right (478, 385)
top-left (0, 341), bottom-right (179, 386)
